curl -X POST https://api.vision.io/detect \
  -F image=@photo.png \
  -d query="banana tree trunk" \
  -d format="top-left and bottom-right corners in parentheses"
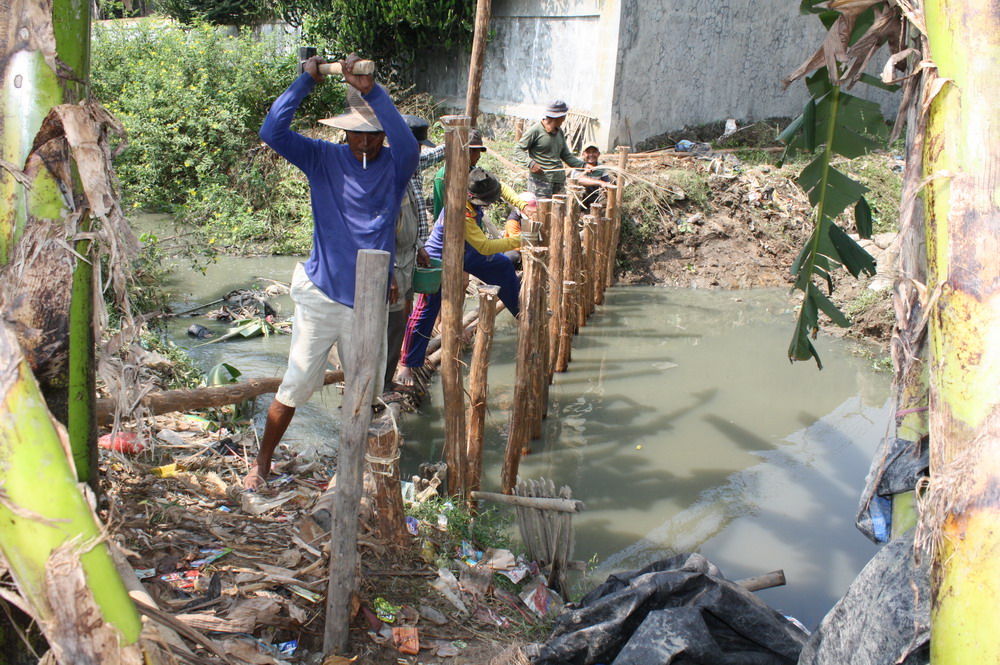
top-left (1, 0), bottom-right (97, 483)
top-left (923, 1), bottom-right (1000, 661)
top-left (0, 320), bottom-right (143, 660)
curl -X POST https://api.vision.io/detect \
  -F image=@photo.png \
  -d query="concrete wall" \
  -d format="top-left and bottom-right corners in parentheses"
top-left (607, 0), bottom-right (828, 147)
top-left (411, 0), bottom-right (898, 150)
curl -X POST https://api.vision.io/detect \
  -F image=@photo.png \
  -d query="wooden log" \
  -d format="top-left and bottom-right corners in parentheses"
top-left (529, 247), bottom-right (550, 440)
top-left (580, 215), bottom-right (596, 324)
top-left (324, 249), bottom-right (389, 656)
top-left (367, 416), bottom-right (406, 549)
top-left (563, 182), bottom-right (583, 336)
top-left (547, 196), bottom-right (566, 385)
top-left (513, 117), bottom-right (525, 142)
top-left (589, 203), bottom-right (608, 304)
top-left (556, 281), bottom-right (576, 372)
top-left (466, 285), bottom-right (500, 495)
top-left (95, 371), bottom-right (345, 425)
top-left (502, 246), bottom-right (547, 493)
top-left (734, 570), bottom-right (787, 592)
top-left (608, 146), bottom-right (630, 287)
top-left (440, 116), bottom-right (471, 498)
top-left (603, 185), bottom-right (619, 295)
top-left (598, 213), bottom-right (613, 305)
top-left (472, 490), bottom-right (585, 513)
top-left (536, 198), bottom-right (552, 247)
top-left (464, 0), bottom-right (492, 123)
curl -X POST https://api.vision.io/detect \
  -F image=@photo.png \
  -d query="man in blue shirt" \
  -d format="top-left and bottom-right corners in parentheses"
top-left (244, 54), bottom-right (418, 490)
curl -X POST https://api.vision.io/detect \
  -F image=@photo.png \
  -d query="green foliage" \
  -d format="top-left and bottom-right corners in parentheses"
top-left (779, 67), bottom-right (889, 368)
top-left (278, 0), bottom-right (475, 65)
top-left (406, 497), bottom-right (513, 559)
top-left (92, 20), bottom-right (342, 250)
top-left (154, 0), bottom-right (269, 26)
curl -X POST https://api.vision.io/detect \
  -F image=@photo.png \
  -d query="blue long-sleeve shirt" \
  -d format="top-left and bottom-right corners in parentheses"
top-left (260, 73), bottom-right (418, 307)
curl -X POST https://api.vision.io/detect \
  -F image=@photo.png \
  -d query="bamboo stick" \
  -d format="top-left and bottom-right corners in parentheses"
top-left (466, 285), bottom-right (500, 495)
top-left (439, 116), bottom-right (471, 498)
top-left (547, 196), bottom-right (566, 384)
top-left (471, 490), bottom-right (585, 513)
top-left (324, 249), bottom-right (389, 655)
top-left (556, 281), bottom-right (577, 372)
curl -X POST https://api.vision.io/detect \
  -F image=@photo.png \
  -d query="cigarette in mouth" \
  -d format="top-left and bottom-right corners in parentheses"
top-left (363, 153), bottom-right (367, 170)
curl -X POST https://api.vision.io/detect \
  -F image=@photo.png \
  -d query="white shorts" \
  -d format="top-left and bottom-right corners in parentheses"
top-left (275, 263), bottom-right (388, 407)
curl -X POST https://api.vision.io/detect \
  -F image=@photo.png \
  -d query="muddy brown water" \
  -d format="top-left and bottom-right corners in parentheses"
top-left (159, 244), bottom-right (890, 631)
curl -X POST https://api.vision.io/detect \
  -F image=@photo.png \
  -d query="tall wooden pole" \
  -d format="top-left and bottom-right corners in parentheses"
top-left (530, 246), bottom-right (550, 440)
top-left (581, 215), bottom-right (596, 323)
top-left (589, 203), bottom-right (607, 304)
top-left (604, 185), bottom-right (619, 294)
top-left (562, 184), bottom-right (582, 336)
top-left (464, 0), bottom-right (493, 124)
top-left (440, 116), bottom-right (471, 497)
top-left (466, 285), bottom-right (500, 495)
top-left (325, 249), bottom-right (390, 655)
top-left (547, 196), bottom-right (566, 383)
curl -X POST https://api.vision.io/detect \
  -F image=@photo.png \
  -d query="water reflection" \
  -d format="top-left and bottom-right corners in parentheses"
top-left (159, 255), bottom-right (890, 630)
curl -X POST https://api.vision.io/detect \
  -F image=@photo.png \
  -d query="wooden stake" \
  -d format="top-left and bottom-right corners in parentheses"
top-left (604, 186), bottom-right (618, 294)
top-left (556, 281), bottom-right (577, 371)
top-left (440, 116), bottom-right (471, 498)
top-left (608, 146), bottom-right (630, 287)
top-left (367, 416), bottom-right (406, 548)
top-left (464, 0), bottom-right (493, 123)
top-left (324, 249), bottom-right (389, 656)
top-left (581, 215), bottom-right (596, 325)
top-left (562, 183), bottom-right (583, 336)
top-left (466, 285), bottom-right (500, 495)
top-left (503, 246), bottom-right (547, 493)
top-left (547, 196), bottom-right (566, 384)
top-left (514, 118), bottom-right (525, 142)
top-left (537, 198), bottom-right (552, 247)
top-left (589, 203), bottom-right (607, 304)
top-left (530, 246), bottom-right (550, 440)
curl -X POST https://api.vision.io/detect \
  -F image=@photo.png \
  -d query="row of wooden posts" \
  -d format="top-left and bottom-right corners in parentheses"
top-left (323, 115), bottom-right (628, 653)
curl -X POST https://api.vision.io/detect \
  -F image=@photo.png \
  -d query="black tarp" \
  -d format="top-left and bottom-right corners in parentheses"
top-left (531, 553), bottom-right (809, 665)
top-left (797, 530), bottom-right (929, 665)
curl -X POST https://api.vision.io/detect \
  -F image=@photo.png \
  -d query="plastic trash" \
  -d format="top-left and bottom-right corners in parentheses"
top-left (98, 432), bottom-right (145, 454)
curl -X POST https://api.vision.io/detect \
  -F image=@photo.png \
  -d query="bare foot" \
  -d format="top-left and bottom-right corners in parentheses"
top-left (397, 365), bottom-right (420, 387)
top-left (243, 466), bottom-right (268, 492)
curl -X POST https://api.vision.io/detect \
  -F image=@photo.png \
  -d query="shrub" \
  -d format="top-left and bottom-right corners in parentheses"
top-left (91, 19), bottom-right (344, 230)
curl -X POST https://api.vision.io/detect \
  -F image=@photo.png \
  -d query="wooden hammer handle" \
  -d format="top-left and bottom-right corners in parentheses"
top-left (318, 60), bottom-right (375, 76)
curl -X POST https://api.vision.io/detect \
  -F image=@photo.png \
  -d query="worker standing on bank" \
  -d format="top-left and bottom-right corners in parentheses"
top-left (516, 100), bottom-right (586, 197)
top-left (244, 54), bottom-right (418, 491)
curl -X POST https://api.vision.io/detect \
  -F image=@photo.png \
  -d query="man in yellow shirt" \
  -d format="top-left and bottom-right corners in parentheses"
top-left (398, 168), bottom-right (524, 384)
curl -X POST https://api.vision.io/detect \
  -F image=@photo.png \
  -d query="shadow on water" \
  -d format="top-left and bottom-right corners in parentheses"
top-left (157, 247), bottom-right (891, 631)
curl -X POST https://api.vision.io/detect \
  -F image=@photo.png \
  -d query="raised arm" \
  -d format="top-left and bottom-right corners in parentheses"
top-left (259, 72), bottom-right (321, 173)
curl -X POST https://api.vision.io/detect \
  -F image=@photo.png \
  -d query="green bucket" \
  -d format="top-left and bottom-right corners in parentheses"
top-left (413, 257), bottom-right (442, 294)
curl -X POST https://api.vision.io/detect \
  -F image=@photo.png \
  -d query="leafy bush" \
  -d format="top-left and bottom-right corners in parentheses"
top-left (154, 0), bottom-right (269, 26)
top-left (92, 19), bottom-right (343, 250)
top-left (280, 0), bottom-right (475, 65)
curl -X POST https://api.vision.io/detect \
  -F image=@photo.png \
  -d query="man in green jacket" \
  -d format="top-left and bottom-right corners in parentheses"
top-left (516, 100), bottom-right (586, 197)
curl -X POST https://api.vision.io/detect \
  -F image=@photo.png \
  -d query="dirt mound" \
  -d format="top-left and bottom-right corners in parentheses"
top-left (615, 151), bottom-right (897, 348)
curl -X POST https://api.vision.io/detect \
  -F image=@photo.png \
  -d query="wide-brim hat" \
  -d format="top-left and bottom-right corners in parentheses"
top-left (318, 87), bottom-right (383, 133)
top-left (468, 167), bottom-right (501, 206)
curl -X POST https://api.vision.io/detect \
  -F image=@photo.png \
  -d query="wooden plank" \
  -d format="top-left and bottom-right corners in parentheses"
top-left (471, 490), bottom-right (585, 513)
